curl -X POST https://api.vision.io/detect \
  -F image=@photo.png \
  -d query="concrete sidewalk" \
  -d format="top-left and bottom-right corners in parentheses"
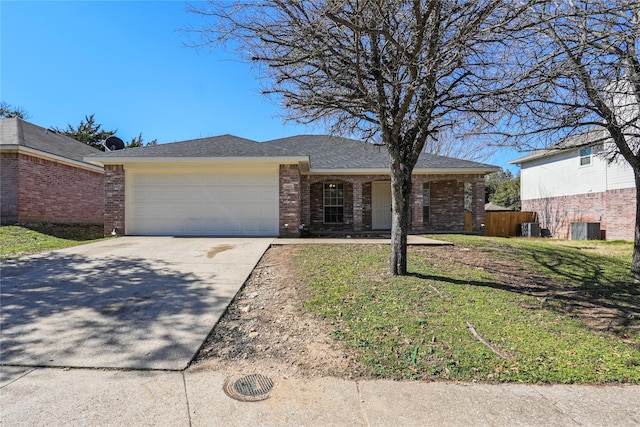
top-left (1, 366), bottom-right (638, 426)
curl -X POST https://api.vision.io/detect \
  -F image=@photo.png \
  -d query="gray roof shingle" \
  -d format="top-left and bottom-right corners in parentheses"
top-left (87, 134), bottom-right (293, 158)
top-left (510, 128), bottom-right (608, 164)
top-left (86, 132), bottom-right (497, 171)
top-left (265, 135), bottom-right (498, 170)
top-left (0, 118), bottom-right (103, 165)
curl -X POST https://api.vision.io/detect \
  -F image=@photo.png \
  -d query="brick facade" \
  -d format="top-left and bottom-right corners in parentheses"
top-left (521, 187), bottom-right (635, 241)
top-left (104, 165), bottom-right (125, 236)
top-left (294, 172), bottom-right (485, 236)
top-left (278, 164), bottom-right (301, 237)
top-left (1, 152), bottom-right (103, 225)
top-left (412, 174), bottom-right (486, 233)
top-left (1, 153), bottom-right (19, 223)
top-left (100, 164), bottom-right (487, 237)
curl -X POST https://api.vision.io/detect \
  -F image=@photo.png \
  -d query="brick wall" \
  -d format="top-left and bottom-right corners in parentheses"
top-left (1, 153), bottom-right (19, 223)
top-left (606, 188), bottom-right (636, 241)
top-left (1, 152), bottom-right (103, 225)
top-left (104, 165), bottom-right (125, 236)
top-left (279, 164), bottom-right (301, 237)
top-left (302, 175), bottom-right (386, 234)
top-left (429, 180), bottom-right (465, 232)
top-left (412, 174), bottom-right (486, 232)
top-left (521, 187), bottom-right (635, 241)
top-left (298, 173), bottom-right (482, 235)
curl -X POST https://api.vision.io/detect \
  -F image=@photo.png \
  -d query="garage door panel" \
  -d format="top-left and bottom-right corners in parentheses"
top-left (127, 169), bottom-right (279, 236)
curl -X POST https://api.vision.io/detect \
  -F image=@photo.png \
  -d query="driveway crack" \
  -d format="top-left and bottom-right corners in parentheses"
top-left (181, 372), bottom-right (193, 427)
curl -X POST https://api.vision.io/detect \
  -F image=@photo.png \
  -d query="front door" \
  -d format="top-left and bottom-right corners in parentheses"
top-left (372, 181), bottom-right (392, 229)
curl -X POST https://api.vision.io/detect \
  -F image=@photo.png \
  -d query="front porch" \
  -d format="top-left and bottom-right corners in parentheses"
top-left (278, 165), bottom-right (486, 237)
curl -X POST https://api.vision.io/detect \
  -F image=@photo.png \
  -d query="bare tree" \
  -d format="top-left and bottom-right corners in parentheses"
top-left (493, 1), bottom-right (640, 279)
top-left (0, 102), bottom-right (29, 119)
top-left (188, 0), bottom-right (506, 275)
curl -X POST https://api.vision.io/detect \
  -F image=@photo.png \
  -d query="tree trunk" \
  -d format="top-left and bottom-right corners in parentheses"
top-left (389, 162), bottom-right (413, 276)
top-left (633, 171), bottom-right (640, 281)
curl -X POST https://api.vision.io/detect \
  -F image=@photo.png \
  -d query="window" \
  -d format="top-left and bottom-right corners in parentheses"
top-left (580, 147), bottom-right (592, 166)
top-left (423, 182), bottom-right (431, 224)
top-left (324, 182), bottom-right (344, 223)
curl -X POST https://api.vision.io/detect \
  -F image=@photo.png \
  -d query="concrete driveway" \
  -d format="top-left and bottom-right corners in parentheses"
top-left (0, 237), bottom-right (272, 371)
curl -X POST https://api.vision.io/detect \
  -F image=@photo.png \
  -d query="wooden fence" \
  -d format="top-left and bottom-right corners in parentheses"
top-left (484, 211), bottom-right (538, 237)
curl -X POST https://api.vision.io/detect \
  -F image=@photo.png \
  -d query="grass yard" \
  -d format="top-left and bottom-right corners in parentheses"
top-left (299, 236), bottom-right (639, 384)
top-left (0, 224), bottom-right (105, 260)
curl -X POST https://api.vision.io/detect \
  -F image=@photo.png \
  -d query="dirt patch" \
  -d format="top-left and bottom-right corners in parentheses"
top-left (190, 244), bottom-right (638, 378)
top-left (420, 246), bottom-right (638, 341)
top-left (190, 245), bottom-right (358, 379)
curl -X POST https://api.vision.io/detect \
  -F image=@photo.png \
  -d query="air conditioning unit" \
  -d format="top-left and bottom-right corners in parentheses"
top-left (521, 222), bottom-right (541, 237)
top-left (571, 222), bottom-right (601, 240)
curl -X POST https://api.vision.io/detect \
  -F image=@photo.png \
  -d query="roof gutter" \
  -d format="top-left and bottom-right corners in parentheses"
top-left (84, 155), bottom-right (310, 166)
top-left (2, 144), bottom-right (104, 173)
top-left (307, 166), bottom-right (499, 175)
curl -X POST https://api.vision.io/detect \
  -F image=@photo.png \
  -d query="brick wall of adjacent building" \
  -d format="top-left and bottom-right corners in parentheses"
top-left (1, 153), bottom-right (19, 223)
top-left (1, 152), bottom-right (103, 225)
top-left (521, 187), bottom-right (635, 241)
top-left (104, 165), bottom-right (125, 236)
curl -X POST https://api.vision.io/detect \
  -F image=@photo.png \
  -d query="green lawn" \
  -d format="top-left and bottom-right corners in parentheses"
top-left (299, 236), bottom-right (639, 384)
top-left (0, 224), bottom-right (105, 260)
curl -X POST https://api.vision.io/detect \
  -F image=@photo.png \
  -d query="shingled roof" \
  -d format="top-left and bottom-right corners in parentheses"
top-left (88, 134), bottom-right (293, 158)
top-left (266, 135), bottom-right (498, 170)
top-left (0, 118), bottom-right (103, 167)
top-left (510, 128), bottom-right (608, 165)
top-left (87, 132), bottom-right (497, 172)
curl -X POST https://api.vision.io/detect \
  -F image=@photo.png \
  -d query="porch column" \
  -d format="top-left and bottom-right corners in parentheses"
top-left (472, 176), bottom-right (486, 232)
top-left (353, 180), bottom-right (363, 232)
top-left (411, 176), bottom-right (425, 232)
top-left (300, 176), bottom-right (311, 231)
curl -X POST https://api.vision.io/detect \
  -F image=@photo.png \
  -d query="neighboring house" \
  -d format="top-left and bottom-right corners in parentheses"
top-left (85, 134), bottom-right (498, 237)
top-left (510, 130), bottom-right (635, 241)
top-left (0, 118), bottom-right (104, 225)
top-left (485, 202), bottom-right (512, 212)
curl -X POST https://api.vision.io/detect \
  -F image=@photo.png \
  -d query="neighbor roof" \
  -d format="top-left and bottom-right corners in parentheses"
top-left (0, 118), bottom-right (103, 169)
top-left (86, 133), bottom-right (498, 173)
top-left (510, 128), bottom-right (608, 165)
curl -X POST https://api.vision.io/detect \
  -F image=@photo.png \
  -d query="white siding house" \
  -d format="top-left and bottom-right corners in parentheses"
top-left (511, 134), bottom-right (635, 241)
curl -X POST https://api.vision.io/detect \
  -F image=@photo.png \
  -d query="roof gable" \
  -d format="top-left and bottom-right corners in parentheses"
top-left (0, 118), bottom-right (103, 166)
top-left (510, 129), bottom-right (608, 165)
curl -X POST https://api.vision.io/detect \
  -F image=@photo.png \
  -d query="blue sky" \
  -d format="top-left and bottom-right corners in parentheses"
top-left (1, 0), bottom-right (519, 171)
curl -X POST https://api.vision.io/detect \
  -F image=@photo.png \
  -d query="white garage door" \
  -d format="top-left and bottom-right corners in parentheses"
top-left (126, 165), bottom-right (279, 236)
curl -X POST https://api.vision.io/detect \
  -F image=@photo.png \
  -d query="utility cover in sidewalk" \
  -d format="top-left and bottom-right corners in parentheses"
top-left (223, 374), bottom-right (274, 402)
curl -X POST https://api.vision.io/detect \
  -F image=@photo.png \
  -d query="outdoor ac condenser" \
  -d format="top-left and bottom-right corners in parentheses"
top-left (521, 222), bottom-right (541, 237)
top-left (571, 222), bottom-right (601, 240)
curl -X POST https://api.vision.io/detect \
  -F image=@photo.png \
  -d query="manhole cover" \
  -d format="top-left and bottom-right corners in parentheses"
top-left (223, 374), bottom-right (275, 402)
